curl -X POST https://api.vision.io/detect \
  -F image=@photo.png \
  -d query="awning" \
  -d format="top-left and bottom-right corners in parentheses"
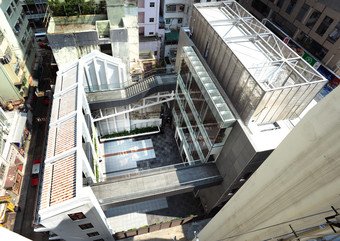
top-left (165, 31), bottom-right (179, 43)
top-left (11, 113), bottom-right (27, 145)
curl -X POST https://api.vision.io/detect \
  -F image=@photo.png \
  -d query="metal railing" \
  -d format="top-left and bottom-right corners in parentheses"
top-left (84, 68), bottom-right (175, 93)
top-left (99, 160), bottom-right (203, 183)
top-left (97, 174), bottom-right (222, 206)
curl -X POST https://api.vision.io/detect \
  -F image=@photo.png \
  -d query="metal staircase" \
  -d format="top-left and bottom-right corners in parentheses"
top-left (126, 76), bottom-right (157, 98)
top-left (87, 74), bottom-right (177, 110)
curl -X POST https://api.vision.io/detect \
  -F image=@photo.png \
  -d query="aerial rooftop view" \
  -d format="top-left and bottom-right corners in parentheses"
top-left (0, 0), bottom-right (339, 241)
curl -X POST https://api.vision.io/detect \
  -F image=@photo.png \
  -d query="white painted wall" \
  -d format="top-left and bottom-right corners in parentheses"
top-left (139, 39), bottom-right (161, 58)
top-left (39, 192), bottom-right (113, 241)
top-left (138, 0), bottom-right (160, 36)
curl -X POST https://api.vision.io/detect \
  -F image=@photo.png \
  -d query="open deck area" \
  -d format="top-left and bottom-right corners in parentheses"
top-left (99, 126), bottom-right (182, 178)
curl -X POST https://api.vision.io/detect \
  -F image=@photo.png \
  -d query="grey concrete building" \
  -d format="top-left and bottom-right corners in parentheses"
top-left (196, 75), bottom-right (340, 241)
top-left (174, 1), bottom-right (327, 212)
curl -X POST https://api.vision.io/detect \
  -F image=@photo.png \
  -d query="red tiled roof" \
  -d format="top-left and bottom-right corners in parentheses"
top-left (41, 153), bottom-right (77, 209)
top-left (41, 65), bottom-right (79, 209)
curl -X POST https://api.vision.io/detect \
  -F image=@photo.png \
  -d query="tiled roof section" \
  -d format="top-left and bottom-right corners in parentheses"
top-left (46, 65), bottom-right (78, 159)
top-left (42, 64), bottom-right (80, 209)
top-left (46, 114), bottom-right (77, 159)
top-left (54, 65), bottom-right (78, 92)
top-left (55, 117), bottom-right (76, 155)
top-left (40, 165), bottom-right (52, 209)
top-left (49, 153), bottom-right (77, 206)
top-left (40, 153), bottom-right (77, 209)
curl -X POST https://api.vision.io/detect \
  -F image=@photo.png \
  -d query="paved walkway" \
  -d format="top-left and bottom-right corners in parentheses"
top-left (91, 163), bottom-right (221, 208)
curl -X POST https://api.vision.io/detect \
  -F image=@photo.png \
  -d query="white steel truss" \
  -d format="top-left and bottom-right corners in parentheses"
top-left (92, 92), bottom-right (175, 122)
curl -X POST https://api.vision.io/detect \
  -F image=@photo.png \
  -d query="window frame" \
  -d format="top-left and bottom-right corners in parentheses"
top-left (6, 6), bottom-right (13, 17)
top-left (86, 231), bottom-right (100, 237)
top-left (78, 223), bottom-right (94, 230)
top-left (166, 4), bottom-right (176, 12)
top-left (68, 212), bottom-right (86, 221)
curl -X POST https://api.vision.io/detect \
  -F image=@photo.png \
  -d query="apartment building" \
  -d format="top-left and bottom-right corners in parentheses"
top-left (0, 107), bottom-right (27, 229)
top-left (138, 0), bottom-right (162, 60)
top-left (174, 1), bottom-right (327, 212)
top-left (161, 0), bottom-right (222, 60)
top-left (238, 0), bottom-right (340, 75)
top-left (0, 0), bottom-right (37, 107)
top-left (47, 0), bottom-right (164, 77)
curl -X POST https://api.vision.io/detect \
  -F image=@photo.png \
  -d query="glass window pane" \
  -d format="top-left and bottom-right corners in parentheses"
top-left (306, 10), bottom-right (321, 29)
top-left (316, 16), bottom-right (334, 36)
top-left (327, 22), bottom-right (340, 43)
top-left (285, 0), bottom-right (297, 14)
top-left (296, 3), bottom-right (309, 22)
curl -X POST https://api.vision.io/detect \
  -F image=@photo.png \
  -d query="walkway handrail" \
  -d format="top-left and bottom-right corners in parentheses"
top-left (93, 160), bottom-right (205, 185)
top-left (84, 69), bottom-right (175, 93)
top-left (97, 175), bottom-right (222, 206)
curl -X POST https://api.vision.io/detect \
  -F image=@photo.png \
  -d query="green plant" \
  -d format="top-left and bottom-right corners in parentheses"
top-left (95, 164), bottom-right (99, 182)
top-left (102, 126), bottom-right (159, 139)
top-left (48, 0), bottom-right (106, 16)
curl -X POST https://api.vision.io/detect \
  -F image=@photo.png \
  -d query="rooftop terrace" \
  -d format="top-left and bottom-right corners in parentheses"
top-left (195, 2), bottom-right (325, 90)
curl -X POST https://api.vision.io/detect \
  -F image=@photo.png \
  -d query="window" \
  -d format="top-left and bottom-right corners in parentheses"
top-left (6, 6), bottom-right (12, 17)
top-left (327, 22), bottom-right (340, 43)
top-left (296, 3), bottom-right (309, 22)
top-left (272, 12), bottom-right (297, 36)
top-left (251, 0), bottom-right (270, 17)
top-left (68, 212), bottom-right (86, 221)
top-left (296, 32), bottom-right (328, 59)
top-left (306, 10), bottom-right (321, 29)
top-left (276, 0), bottom-right (284, 8)
top-left (149, 18), bottom-right (154, 22)
top-left (316, 16), bottom-right (334, 36)
top-left (150, 2), bottom-right (155, 7)
top-left (178, 18), bottom-right (183, 24)
top-left (21, 36), bottom-right (27, 46)
top-left (285, 0), bottom-right (297, 14)
top-left (165, 18), bottom-right (171, 24)
top-left (0, 163), bottom-right (6, 180)
top-left (87, 232), bottom-right (99, 237)
top-left (166, 4), bottom-right (176, 12)
top-left (178, 4), bottom-right (185, 12)
top-left (94, 239), bottom-right (104, 241)
top-left (78, 223), bottom-right (94, 230)
top-left (149, 32), bottom-right (154, 35)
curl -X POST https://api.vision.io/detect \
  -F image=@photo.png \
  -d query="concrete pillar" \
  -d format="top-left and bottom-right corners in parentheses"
top-left (196, 87), bottom-right (340, 241)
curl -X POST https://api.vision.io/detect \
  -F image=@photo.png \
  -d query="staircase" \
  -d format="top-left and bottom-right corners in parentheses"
top-left (126, 76), bottom-right (157, 98)
top-left (87, 74), bottom-right (177, 109)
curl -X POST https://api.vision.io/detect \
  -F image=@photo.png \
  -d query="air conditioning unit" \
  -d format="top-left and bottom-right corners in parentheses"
top-left (0, 54), bottom-right (11, 64)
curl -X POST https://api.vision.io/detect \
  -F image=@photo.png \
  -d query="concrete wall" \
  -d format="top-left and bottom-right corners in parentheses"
top-left (196, 84), bottom-right (340, 241)
top-left (39, 191), bottom-right (114, 241)
top-left (199, 121), bottom-right (272, 212)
